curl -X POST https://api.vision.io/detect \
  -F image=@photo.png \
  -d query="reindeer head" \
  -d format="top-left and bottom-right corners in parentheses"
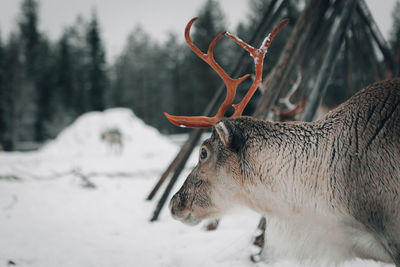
top-left (167, 18), bottom-right (287, 225)
top-left (170, 119), bottom-right (248, 225)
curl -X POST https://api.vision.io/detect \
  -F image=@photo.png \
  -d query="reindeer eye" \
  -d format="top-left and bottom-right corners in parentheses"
top-left (200, 147), bottom-right (208, 160)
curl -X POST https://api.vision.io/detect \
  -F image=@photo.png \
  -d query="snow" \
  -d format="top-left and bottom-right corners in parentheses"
top-left (260, 34), bottom-right (271, 53)
top-left (1, 108), bottom-right (178, 179)
top-left (0, 108), bottom-right (393, 267)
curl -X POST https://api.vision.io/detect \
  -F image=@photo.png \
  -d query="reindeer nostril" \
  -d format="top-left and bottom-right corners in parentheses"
top-left (171, 205), bottom-right (177, 216)
top-left (179, 193), bottom-right (189, 207)
top-left (170, 192), bottom-right (190, 219)
top-left (170, 194), bottom-right (182, 215)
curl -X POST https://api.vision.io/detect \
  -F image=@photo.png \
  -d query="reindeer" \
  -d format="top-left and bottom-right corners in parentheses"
top-left (101, 128), bottom-right (123, 154)
top-left (166, 18), bottom-right (400, 266)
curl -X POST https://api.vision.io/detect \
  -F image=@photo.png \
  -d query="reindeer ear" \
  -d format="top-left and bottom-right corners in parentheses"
top-left (215, 120), bottom-right (244, 153)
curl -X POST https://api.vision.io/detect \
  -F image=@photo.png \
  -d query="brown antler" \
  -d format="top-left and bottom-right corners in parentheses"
top-left (164, 18), bottom-right (288, 128)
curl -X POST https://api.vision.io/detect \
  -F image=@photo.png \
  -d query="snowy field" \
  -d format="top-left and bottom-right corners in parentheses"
top-left (0, 109), bottom-right (393, 267)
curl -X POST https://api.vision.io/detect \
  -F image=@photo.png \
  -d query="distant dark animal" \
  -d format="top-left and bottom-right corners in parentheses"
top-left (101, 128), bottom-right (123, 154)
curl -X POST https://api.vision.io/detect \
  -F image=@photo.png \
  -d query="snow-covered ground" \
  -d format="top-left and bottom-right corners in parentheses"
top-left (0, 108), bottom-right (393, 267)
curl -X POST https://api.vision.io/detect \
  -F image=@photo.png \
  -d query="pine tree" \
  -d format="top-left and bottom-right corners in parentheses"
top-left (35, 38), bottom-right (57, 140)
top-left (86, 12), bottom-right (107, 111)
top-left (112, 26), bottom-right (154, 121)
top-left (3, 34), bottom-right (24, 150)
top-left (0, 34), bottom-right (6, 148)
top-left (50, 20), bottom-right (90, 136)
top-left (160, 33), bottom-right (185, 131)
top-left (56, 34), bottom-right (74, 112)
top-left (54, 16), bottom-right (92, 116)
top-left (67, 16), bottom-right (90, 114)
top-left (110, 55), bottom-right (130, 107)
top-left (19, 0), bottom-right (40, 77)
top-left (18, 0), bottom-right (45, 141)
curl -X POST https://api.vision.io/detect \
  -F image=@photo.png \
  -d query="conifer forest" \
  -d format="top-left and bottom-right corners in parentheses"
top-left (0, 0), bottom-right (399, 151)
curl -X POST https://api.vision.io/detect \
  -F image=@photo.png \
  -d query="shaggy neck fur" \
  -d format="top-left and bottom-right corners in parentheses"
top-left (235, 118), bottom-right (341, 219)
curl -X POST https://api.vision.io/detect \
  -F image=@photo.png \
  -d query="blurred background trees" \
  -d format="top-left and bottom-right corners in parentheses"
top-left (0, 0), bottom-right (398, 150)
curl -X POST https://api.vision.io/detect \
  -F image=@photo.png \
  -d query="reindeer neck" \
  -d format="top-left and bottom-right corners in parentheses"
top-left (236, 117), bottom-right (341, 216)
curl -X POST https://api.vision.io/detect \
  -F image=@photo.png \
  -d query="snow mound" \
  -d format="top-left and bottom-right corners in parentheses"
top-left (42, 108), bottom-right (176, 156)
top-left (0, 108), bottom-right (179, 177)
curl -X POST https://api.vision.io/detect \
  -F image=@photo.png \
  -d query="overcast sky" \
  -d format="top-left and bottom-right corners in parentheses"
top-left (0, 0), bottom-right (397, 62)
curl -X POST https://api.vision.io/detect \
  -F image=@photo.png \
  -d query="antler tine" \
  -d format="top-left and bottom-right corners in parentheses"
top-left (185, 17), bottom-right (248, 84)
top-left (163, 113), bottom-right (218, 129)
top-left (185, 17), bottom-right (250, 119)
top-left (184, 18), bottom-right (204, 59)
top-left (227, 19), bottom-right (289, 117)
top-left (261, 19), bottom-right (289, 52)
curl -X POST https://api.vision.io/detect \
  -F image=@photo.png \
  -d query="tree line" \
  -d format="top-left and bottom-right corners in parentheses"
top-left (0, 0), bottom-right (399, 151)
top-left (0, 0), bottom-right (107, 150)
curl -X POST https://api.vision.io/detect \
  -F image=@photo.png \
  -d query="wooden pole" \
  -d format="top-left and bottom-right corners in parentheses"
top-left (344, 33), bottom-right (354, 94)
top-left (276, 0), bottom-right (333, 101)
top-left (357, 13), bottom-right (385, 81)
top-left (301, 0), bottom-right (357, 122)
top-left (295, 0), bottom-right (347, 99)
top-left (254, 0), bottom-right (322, 119)
top-left (356, 0), bottom-right (397, 76)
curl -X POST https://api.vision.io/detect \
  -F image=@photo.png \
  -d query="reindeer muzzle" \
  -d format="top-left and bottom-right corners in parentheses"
top-left (169, 193), bottom-right (201, 226)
